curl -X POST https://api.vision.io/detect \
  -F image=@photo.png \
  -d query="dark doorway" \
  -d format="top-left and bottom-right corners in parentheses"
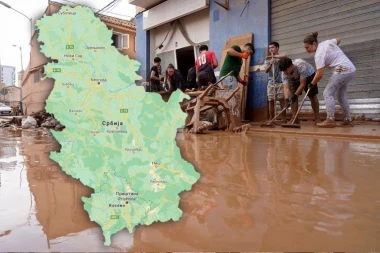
top-left (176, 46), bottom-right (195, 81)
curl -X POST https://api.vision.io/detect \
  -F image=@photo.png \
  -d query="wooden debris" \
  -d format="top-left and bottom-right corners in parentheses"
top-left (188, 121), bottom-right (218, 134)
top-left (0, 110), bottom-right (65, 131)
top-left (183, 84), bottom-right (240, 134)
top-left (233, 123), bottom-right (251, 134)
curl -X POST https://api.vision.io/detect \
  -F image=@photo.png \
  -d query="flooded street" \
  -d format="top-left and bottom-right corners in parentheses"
top-left (1, 128), bottom-right (380, 251)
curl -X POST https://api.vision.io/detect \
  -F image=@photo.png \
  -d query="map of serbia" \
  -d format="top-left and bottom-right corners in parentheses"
top-left (37, 6), bottom-right (200, 246)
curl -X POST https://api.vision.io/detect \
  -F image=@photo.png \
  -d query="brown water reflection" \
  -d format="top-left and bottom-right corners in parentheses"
top-left (0, 130), bottom-right (132, 251)
top-left (0, 129), bottom-right (379, 251)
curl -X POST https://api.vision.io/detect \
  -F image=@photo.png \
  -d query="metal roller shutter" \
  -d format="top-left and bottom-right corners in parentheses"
top-left (271, 0), bottom-right (380, 119)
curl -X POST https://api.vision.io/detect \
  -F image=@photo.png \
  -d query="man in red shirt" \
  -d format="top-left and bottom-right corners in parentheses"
top-left (195, 45), bottom-right (218, 90)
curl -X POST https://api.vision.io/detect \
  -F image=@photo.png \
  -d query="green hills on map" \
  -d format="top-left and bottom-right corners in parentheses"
top-left (36, 5), bottom-right (200, 246)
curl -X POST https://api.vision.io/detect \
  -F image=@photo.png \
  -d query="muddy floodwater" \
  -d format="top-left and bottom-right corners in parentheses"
top-left (0, 128), bottom-right (380, 251)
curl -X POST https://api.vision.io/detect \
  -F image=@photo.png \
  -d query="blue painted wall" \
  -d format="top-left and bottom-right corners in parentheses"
top-left (135, 13), bottom-right (150, 82)
top-left (210, 0), bottom-right (269, 119)
top-left (135, 1), bottom-right (270, 118)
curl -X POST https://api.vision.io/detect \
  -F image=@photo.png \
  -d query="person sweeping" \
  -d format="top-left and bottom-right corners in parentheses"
top-left (304, 32), bottom-right (356, 128)
top-left (278, 57), bottom-right (320, 125)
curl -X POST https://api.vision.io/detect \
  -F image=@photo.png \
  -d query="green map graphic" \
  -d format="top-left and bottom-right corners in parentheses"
top-left (37, 6), bottom-right (200, 246)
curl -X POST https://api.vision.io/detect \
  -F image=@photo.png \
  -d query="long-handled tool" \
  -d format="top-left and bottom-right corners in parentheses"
top-left (271, 53), bottom-right (277, 120)
top-left (202, 71), bottom-right (233, 96)
top-left (282, 88), bottom-right (311, 129)
top-left (242, 59), bottom-right (250, 123)
top-left (213, 70), bottom-right (233, 88)
top-left (261, 106), bottom-right (288, 128)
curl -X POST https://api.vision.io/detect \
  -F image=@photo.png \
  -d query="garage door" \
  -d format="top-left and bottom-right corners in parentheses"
top-left (271, 0), bottom-right (380, 119)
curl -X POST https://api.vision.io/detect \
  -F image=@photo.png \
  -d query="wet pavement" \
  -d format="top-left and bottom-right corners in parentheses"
top-left (249, 122), bottom-right (380, 141)
top-left (1, 128), bottom-right (380, 251)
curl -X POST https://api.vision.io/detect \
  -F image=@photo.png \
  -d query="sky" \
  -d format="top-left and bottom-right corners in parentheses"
top-left (0, 0), bottom-right (136, 86)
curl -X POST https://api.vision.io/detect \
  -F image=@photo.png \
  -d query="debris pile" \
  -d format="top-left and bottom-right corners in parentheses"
top-left (183, 84), bottom-right (240, 134)
top-left (22, 116), bottom-right (38, 129)
top-left (0, 109), bottom-right (65, 131)
top-left (232, 123), bottom-right (251, 133)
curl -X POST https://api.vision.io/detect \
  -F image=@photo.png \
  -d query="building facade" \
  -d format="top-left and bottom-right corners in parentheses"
top-left (0, 86), bottom-right (21, 107)
top-left (0, 65), bottom-right (16, 87)
top-left (21, 1), bottom-right (137, 115)
top-left (132, 0), bottom-right (380, 120)
top-left (270, 0), bottom-right (380, 119)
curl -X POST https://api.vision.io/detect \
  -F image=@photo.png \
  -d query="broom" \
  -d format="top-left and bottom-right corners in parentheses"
top-left (260, 106), bottom-right (288, 128)
top-left (281, 88), bottom-right (310, 129)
